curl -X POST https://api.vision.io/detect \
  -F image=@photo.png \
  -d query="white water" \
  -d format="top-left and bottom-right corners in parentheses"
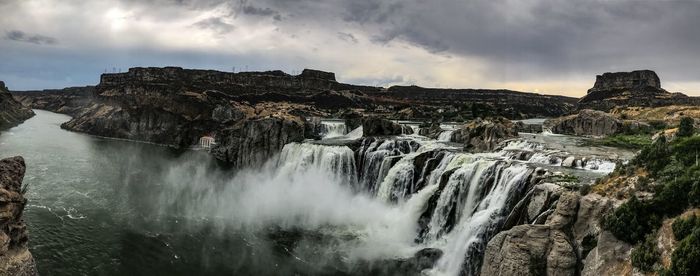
top-left (319, 120), bottom-right (348, 139)
top-left (438, 130), bottom-right (454, 142)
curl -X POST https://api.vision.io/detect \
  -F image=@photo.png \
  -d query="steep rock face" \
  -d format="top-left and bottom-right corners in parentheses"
top-left (12, 86), bottom-right (94, 116)
top-left (0, 82), bottom-right (34, 129)
top-left (210, 116), bottom-right (305, 167)
top-left (480, 192), bottom-right (581, 276)
top-left (543, 109), bottom-right (622, 137)
top-left (362, 117), bottom-right (412, 136)
top-left (578, 70), bottom-right (700, 112)
top-left (452, 117), bottom-right (519, 152)
top-left (0, 157), bottom-right (37, 276)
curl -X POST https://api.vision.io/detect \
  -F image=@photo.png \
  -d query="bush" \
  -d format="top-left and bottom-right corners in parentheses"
top-left (663, 228), bottom-right (700, 276)
top-left (631, 233), bottom-right (660, 272)
top-left (603, 196), bottom-right (661, 244)
top-left (633, 136), bottom-right (670, 176)
top-left (672, 214), bottom-right (699, 241)
top-left (672, 136), bottom-right (700, 167)
top-left (677, 116), bottom-right (695, 138)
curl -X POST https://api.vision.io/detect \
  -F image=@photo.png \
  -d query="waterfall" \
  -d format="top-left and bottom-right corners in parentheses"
top-left (356, 138), bottom-right (421, 193)
top-left (319, 120), bottom-right (348, 139)
top-left (438, 130), bottom-right (454, 142)
top-left (277, 143), bottom-right (357, 186)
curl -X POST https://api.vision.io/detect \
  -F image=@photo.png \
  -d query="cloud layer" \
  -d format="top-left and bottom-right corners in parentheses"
top-left (0, 0), bottom-right (698, 95)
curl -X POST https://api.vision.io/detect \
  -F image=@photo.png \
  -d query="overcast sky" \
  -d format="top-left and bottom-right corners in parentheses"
top-left (1, 0), bottom-right (699, 96)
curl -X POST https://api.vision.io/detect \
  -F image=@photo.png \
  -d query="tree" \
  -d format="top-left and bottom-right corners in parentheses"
top-left (678, 117), bottom-right (695, 137)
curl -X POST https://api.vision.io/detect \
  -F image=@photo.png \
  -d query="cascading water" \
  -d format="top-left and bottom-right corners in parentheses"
top-left (319, 120), bottom-right (348, 139)
top-left (438, 130), bottom-right (454, 142)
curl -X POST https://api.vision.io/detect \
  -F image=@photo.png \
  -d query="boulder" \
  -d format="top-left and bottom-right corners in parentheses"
top-left (0, 157), bottom-right (38, 276)
top-left (543, 109), bottom-right (622, 137)
top-left (362, 117), bottom-right (404, 136)
top-left (480, 192), bottom-right (580, 276)
top-left (452, 117), bottom-right (519, 152)
top-left (581, 231), bottom-right (633, 276)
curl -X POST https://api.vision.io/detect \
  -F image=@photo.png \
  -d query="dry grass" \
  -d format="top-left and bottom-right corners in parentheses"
top-left (612, 105), bottom-right (700, 125)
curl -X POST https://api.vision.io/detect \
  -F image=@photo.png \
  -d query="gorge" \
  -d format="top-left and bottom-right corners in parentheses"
top-left (1, 67), bottom-right (698, 276)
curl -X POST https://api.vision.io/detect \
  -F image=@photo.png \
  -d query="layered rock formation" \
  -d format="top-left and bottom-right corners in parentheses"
top-left (577, 70), bottom-right (700, 112)
top-left (452, 117), bottom-right (519, 151)
top-left (12, 86), bottom-right (94, 116)
top-left (0, 157), bottom-right (37, 276)
top-left (362, 117), bottom-right (412, 136)
top-left (543, 109), bottom-right (622, 137)
top-left (0, 82), bottom-right (34, 130)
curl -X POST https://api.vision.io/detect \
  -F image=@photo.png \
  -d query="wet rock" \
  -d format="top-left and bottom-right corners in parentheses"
top-left (339, 109), bottom-right (363, 131)
top-left (452, 117), bottom-right (519, 152)
top-left (362, 117), bottom-right (404, 136)
top-left (0, 157), bottom-right (37, 276)
top-left (561, 156), bottom-right (577, 168)
top-left (211, 116), bottom-right (305, 167)
top-left (0, 81), bottom-right (34, 130)
top-left (355, 248), bottom-right (443, 276)
top-left (543, 109), bottom-right (622, 137)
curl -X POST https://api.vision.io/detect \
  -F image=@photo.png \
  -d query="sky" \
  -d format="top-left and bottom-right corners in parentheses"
top-left (1, 0), bottom-right (699, 96)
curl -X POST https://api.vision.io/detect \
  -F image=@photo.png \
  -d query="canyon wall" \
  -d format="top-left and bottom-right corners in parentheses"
top-left (0, 157), bottom-right (37, 276)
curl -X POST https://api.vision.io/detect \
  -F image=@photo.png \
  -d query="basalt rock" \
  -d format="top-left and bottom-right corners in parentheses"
top-left (362, 117), bottom-right (411, 136)
top-left (210, 116), bottom-right (305, 168)
top-left (577, 70), bottom-right (700, 112)
top-left (480, 192), bottom-right (581, 276)
top-left (0, 82), bottom-right (34, 130)
top-left (12, 86), bottom-right (94, 116)
top-left (0, 157), bottom-right (38, 276)
top-left (452, 117), bottom-right (519, 152)
top-left (543, 109), bottom-right (622, 137)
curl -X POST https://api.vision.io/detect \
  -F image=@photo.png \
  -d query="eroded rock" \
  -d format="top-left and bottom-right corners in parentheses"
top-left (0, 157), bottom-right (37, 276)
top-left (544, 109), bottom-right (622, 137)
top-left (452, 117), bottom-right (519, 152)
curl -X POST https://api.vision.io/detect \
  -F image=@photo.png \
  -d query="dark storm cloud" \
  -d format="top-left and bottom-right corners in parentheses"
top-left (4, 30), bottom-right (57, 45)
top-left (246, 0), bottom-right (700, 82)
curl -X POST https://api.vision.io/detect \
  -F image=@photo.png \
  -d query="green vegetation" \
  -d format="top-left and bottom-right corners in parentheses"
top-left (677, 116), bottom-right (695, 138)
top-left (672, 214), bottom-right (699, 241)
top-left (595, 134), bottom-right (652, 149)
top-left (601, 126), bottom-right (700, 273)
top-left (631, 234), bottom-right (660, 272)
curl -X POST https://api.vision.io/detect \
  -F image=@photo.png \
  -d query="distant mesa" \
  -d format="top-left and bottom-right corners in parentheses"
top-left (577, 69), bottom-right (699, 111)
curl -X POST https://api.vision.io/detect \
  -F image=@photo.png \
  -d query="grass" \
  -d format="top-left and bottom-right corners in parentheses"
top-left (587, 134), bottom-right (653, 149)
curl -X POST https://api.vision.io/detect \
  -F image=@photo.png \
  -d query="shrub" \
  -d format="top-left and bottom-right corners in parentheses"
top-left (672, 136), bottom-right (700, 167)
top-left (664, 228), bottom-right (700, 276)
top-left (633, 136), bottom-right (670, 176)
top-left (603, 196), bottom-right (661, 244)
top-left (672, 214), bottom-right (699, 241)
top-left (677, 116), bottom-right (695, 138)
top-left (631, 233), bottom-right (660, 272)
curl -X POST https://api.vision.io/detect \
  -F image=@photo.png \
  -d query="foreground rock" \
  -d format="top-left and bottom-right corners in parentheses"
top-left (481, 192), bottom-right (581, 276)
top-left (577, 70), bottom-right (700, 112)
top-left (0, 157), bottom-right (37, 276)
top-left (452, 117), bottom-right (518, 151)
top-left (0, 82), bottom-right (34, 130)
top-left (543, 109), bottom-right (622, 137)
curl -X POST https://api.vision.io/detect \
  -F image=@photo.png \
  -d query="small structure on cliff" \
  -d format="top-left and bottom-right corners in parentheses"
top-left (198, 136), bottom-right (216, 150)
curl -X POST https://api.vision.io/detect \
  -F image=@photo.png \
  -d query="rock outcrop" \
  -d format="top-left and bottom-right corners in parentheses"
top-left (577, 70), bottom-right (700, 112)
top-left (481, 192), bottom-right (581, 276)
top-left (0, 82), bottom-right (34, 130)
top-left (210, 116), bottom-right (305, 167)
top-left (543, 109), bottom-right (622, 137)
top-left (362, 117), bottom-right (412, 136)
top-left (0, 157), bottom-right (37, 276)
top-left (452, 117), bottom-right (519, 151)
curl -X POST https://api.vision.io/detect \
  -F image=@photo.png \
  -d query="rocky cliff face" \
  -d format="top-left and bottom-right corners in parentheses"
top-left (543, 109), bottom-right (622, 137)
top-left (362, 117), bottom-right (413, 136)
top-left (578, 70), bottom-right (700, 112)
top-left (12, 86), bottom-right (94, 116)
top-left (452, 117), bottom-right (519, 151)
top-left (0, 82), bottom-right (34, 130)
top-left (0, 157), bottom-right (37, 276)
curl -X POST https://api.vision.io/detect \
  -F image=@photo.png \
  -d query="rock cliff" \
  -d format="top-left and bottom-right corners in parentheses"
top-left (12, 86), bottom-right (94, 116)
top-left (0, 82), bottom-right (34, 130)
top-left (577, 70), bottom-right (700, 112)
top-left (0, 157), bottom-right (37, 276)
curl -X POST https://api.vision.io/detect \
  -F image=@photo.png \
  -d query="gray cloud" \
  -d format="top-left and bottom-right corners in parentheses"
top-left (337, 32), bottom-right (358, 44)
top-left (193, 17), bottom-right (235, 34)
top-left (4, 30), bottom-right (57, 45)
